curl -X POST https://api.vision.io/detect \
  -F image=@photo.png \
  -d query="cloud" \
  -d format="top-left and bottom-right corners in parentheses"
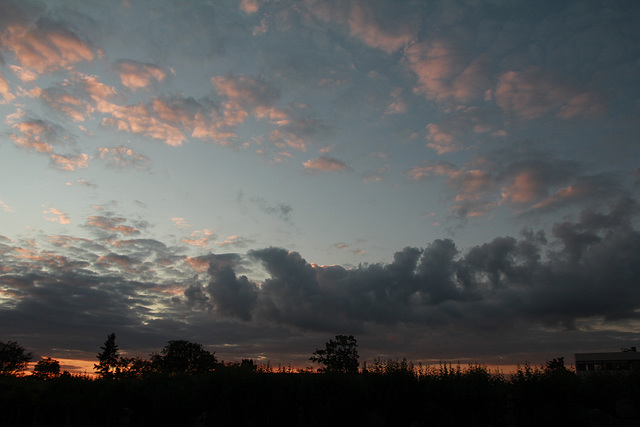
top-left (305, 0), bottom-right (417, 54)
top-left (181, 230), bottom-right (215, 247)
top-left (239, 0), bottom-right (261, 14)
top-left (404, 40), bottom-right (488, 104)
top-left (249, 197), bottom-right (293, 222)
top-left (114, 60), bottom-right (167, 90)
top-left (0, 21), bottom-right (94, 74)
top-left (65, 180), bottom-right (96, 188)
top-left (9, 119), bottom-right (57, 153)
top-left (9, 65), bottom-right (38, 82)
top-left (1, 200), bottom-right (15, 213)
top-left (0, 71), bottom-right (15, 101)
top-left (303, 156), bottom-right (349, 172)
top-left (406, 147), bottom-right (627, 219)
top-left (216, 235), bottom-right (252, 248)
top-left (1, 199), bottom-right (640, 365)
top-left (424, 107), bottom-right (501, 154)
top-left (49, 153), bottom-right (89, 171)
top-left (493, 67), bottom-right (605, 120)
top-left (171, 217), bottom-right (190, 229)
top-left (43, 207), bottom-right (71, 225)
top-left (85, 215), bottom-right (141, 236)
top-left (221, 198), bottom-right (640, 333)
top-left (207, 254), bottom-right (258, 321)
top-left (346, 0), bottom-right (417, 53)
top-left (97, 146), bottom-right (151, 170)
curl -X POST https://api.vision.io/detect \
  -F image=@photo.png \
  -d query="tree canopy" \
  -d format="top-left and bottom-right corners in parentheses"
top-left (0, 340), bottom-right (33, 376)
top-left (32, 357), bottom-right (61, 380)
top-left (310, 335), bottom-right (359, 373)
top-left (150, 340), bottom-right (217, 375)
top-left (94, 333), bottom-right (120, 379)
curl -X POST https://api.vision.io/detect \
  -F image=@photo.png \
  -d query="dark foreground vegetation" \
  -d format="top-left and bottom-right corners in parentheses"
top-left (2, 336), bottom-right (640, 426)
top-left (2, 360), bottom-right (640, 426)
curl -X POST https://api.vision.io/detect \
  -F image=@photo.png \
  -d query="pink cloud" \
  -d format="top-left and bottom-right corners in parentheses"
top-left (306, 0), bottom-right (415, 54)
top-left (216, 235), bottom-right (242, 247)
top-left (10, 121), bottom-right (54, 153)
top-left (98, 146), bottom-right (151, 169)
top-left (0, 72), bottom-right (15, 102)
top-left (425, 123), bottom-right (460, 155)
top-left (115, 60), bottom-right (167, 90)
top-left (404, 41), bottom-right (487, 103)
top-left (103, 103), bottom-right (186, 146)
top-left (384, 88), bottom-right (407, 116)
top-left (494, 68), bottom-right (605, 120)
top-left (0, 24), bottom-right (94, 74)
top-left (0, 200), bottom-right (15, 213)
top-left (212, 75), bottom-right (278, 109)
top-left (181, 230), bottom-right (215, 247)
top-left (424, 107), bottom-right (498, 154)
top-left (43, 207), bottom-right (71, 224)
top-left (240, 0), bottom-right (261, 13)
top-left (500, 170), bottom-right (549, 205)
top-left (185, 257), bottom-right (210, 273)
top-left (407, 160), bottom-right (495, 217)
top-left (347, 1), bottom-right (415, 53)
top-left (49, 153), bottom-right (89, 171)
top-left (9, 65), bottom-right (38, 83)
top-left (171, 217), bottom-right (190, 229)
top-left (86, 216), bottom-right (140, 236)
top-left (303, 156), bottom-right (349, 172)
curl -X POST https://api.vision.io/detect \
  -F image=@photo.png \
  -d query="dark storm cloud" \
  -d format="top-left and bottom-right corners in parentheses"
top-left (207, 265), bottom-right (257, 322)
top-left (182, 198), bottom-right (640, 338)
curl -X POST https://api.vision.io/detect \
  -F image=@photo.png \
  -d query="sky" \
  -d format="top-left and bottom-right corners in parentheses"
top-left (1, 0), bottom-right (640, 374)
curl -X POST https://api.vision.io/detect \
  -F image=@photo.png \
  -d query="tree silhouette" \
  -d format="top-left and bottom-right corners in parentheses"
top-left (310, 335), bottom-right (359, 373)
top-left (94, 333), bottom-right (120, 379)
top-left (32, 357), bottom-right (61, 380)
top-left (119, 356), bottom-right (153, 379)
top-left (0, 340), bottom-right (32, 376)
top-left (151, 340), bottom-right (217, 375)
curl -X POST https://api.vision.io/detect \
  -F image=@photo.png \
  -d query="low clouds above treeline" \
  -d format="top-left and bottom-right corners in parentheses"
top-left (195, 197), bottom-right (640, 333)
top-left (1, 198), bottom-right (639, 363)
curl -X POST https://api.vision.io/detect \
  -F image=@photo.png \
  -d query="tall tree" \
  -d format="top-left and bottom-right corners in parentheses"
top-left (151, 340), bottom-right (217, 375)
top-left (310, 335), bottom-right (359, 373)
top-left (0, 340), bottom-right (33, 376)
top-left (94, 333), bottom-right (120, 379)
top-left (32, 357), bottom-right (61, 380)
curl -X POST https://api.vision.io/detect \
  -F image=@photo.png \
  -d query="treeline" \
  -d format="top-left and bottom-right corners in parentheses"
top-left (1, 358), bottom-right (640, 426)
top-left (1, 337), bottom-right (640, 426)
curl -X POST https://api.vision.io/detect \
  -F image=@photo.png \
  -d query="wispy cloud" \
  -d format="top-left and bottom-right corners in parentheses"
top-left (493, 67), bottom-right (605, 120)
top-left (0, 72), bottom-right (16, 102)
top-left (43, 207), bottom-right (71, 224)
top-left (114, 60), bottom-right (167, 90)
top-left (97, 146), bottom-right (151, 170)
top-left (171, 217), bottom-right (190, 229)
top-left (0, 22), bottom-right (94, 74)
top-left (303, 156), bottom-right (349, 172)
top-left (181, 230), bottom-right (215, 247)
top-left (85, 215), bottom-right (141, 236)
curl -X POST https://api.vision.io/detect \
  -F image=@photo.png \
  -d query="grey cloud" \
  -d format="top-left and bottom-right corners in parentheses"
top-left (182, 198), bottom-right (640, 338)
top-left (2, 198), bottom-right (640, 366)
top-left (207, 254), bottom-right (258, 321)
top-left (250, 197), bottom-right (293, 222)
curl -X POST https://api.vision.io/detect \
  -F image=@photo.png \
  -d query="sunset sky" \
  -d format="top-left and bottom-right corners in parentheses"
top-left (1, 0), bottom-right (640, 374)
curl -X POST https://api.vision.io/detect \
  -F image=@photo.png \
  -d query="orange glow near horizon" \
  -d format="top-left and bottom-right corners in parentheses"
top-left (24, 358), bottom-right (528, 377)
